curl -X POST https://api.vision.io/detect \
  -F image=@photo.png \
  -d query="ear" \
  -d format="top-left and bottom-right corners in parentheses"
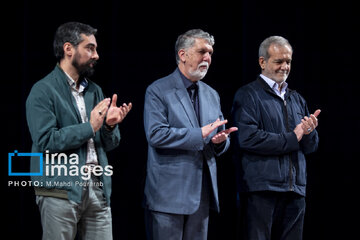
top-left (178, 49), bottom-right (186, 63)
top-left (63, 42), bottom-right (74, 58)
top-left (259, 57), bottom-right (266, 70)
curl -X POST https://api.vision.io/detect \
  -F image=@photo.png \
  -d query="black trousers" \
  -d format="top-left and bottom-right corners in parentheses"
top-left (240, 191), bottom-right (306, 240)
top-left (144, 161), bottom-right (211, 240)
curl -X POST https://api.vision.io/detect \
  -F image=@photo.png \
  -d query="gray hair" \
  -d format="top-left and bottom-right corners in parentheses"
top-left (258, 36), bottom-right (292, 60)
top-left (175, 29), bottom-right (215, 64)
top-left (53, 22), bottom-right (97, 61)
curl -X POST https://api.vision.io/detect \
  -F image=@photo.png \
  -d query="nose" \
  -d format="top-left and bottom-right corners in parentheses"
top-left (281, 61), bottom-right (290, 70)
top-left (93, 50), bottom-right (99, 60)
top-left (203, 52), bottom-right (211, 63)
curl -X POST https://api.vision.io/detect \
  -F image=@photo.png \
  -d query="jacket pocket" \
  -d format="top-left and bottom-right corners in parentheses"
top-left (242, 154), bottom-right (288, 184)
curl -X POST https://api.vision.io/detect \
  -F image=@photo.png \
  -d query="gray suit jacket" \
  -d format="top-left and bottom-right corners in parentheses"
top-left (143, 68), bottom-right (230, 214)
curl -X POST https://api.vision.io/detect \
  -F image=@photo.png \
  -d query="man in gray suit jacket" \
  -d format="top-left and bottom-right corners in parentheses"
top-left (143, 29), bottom-right (237, 240)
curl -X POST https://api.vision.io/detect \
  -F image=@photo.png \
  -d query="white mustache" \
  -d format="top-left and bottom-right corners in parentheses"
top-left (277, 70), bottom-right (288, 74)
top-left (198, 62), bottom-right (209, 69)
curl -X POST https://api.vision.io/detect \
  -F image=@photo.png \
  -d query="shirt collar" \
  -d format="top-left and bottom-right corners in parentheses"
top-left (260, 74), bottom-right (288, 93)
top-left (64, 71), bottom-right (88, 93)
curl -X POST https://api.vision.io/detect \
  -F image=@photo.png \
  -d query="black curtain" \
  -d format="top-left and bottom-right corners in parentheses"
top-left (4, 0), bottom-right (358, 239)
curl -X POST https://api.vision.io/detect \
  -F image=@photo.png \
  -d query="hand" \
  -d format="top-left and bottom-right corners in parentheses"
top-left (293, 123), bottom-right (305, 142)
top-left (90, 98), bottom-right (111, 132)
top-left (211, 127), bottom-right (238, 144)
top-left (293, 109), bottom-right (321, 141)
top-left (301, 109), bottom-right (321, 135)
top-left (201, 118), bottom-right (227, 138)
top-left (106, 94), bottom-right (132, 126)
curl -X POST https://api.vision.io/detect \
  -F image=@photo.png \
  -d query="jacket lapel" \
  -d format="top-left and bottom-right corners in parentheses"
top-left (54, 66), bottom-right (83, 123)
top-left (198, 82), bottom-right (210, 127)
top-left (83, 82), bottom-right (96, 121)
top-left (173, 70), bottom-right (200, 128)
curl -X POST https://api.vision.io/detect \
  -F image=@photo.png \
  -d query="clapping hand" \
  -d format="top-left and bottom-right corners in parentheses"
top-left (106, 94), bottom-right (132, 127)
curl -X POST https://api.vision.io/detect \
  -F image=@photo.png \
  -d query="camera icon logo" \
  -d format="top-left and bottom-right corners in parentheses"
top-left (8, 150), bottom-right (43, 176)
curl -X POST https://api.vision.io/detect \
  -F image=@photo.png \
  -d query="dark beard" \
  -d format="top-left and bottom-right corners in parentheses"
top-left (72, 58), bottom-right (97, 78)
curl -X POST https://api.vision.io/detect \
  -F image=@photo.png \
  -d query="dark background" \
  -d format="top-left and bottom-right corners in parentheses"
top-left (3, 0), bottom-right (358, 239)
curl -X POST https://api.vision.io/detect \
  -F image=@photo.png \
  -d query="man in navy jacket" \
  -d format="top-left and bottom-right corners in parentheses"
top-left (232, 36), bottom-right (320, 240)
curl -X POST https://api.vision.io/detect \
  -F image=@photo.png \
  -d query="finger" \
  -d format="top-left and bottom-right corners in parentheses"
top-left (224, 127), bottom-right (238, 134)
top-left (100, 106), bottom-right (110, 118)
top-left (121, 103), bottom-right (131, 114)
top-left (313, 109), bottom-right (321, 118)
top-left (111, 94), bottom-right (118, 107)
top-left (213, 136), bottom-right (226, 143)
top-left (302, 118), bottom-right (309, 129)
top-left (211, 134), bottom-right (219, 142)
top-left (217, 127), bottom-right (238, 136)
top-left (211, 119), bottom-right (228, 129)
top-left (304, 116), bottom-right (313, 125)
top-left (102, 99), bottom-right (111, 110)
top-left (310, 112), bottom-right (319, 127)
top-left (304, 116), bottom-right (314, 127)
top-left (97, 98), bottom-right (111, 109)
top-left (127, 103), bottom-right (133, 111)
top-left (301, 124), bottom-right (308, 133)
top-left (212, 132), bottom-right (226, 143)
top-left (302, 119), bottom-right (309, 127)
top-left (121, 107), bottom-right (128, 118)
top-left (210, 118), bottom-right (220, 126)
top-left (309, 116), bottom-right (316, 127)
top-left (301, 123), bottom-right (309, 135)
top-left (309, 121), bottom-right (316, 130)
top-left (301, 119), bottom-right (310, 129)
top-left (120, 106), bottom-right (130, 117)
top-left (310, 115), bottom-right (318, 127)
top-left (215, 132), bottom-right (226, 138)
top-left (300, 121), bottom-right (306, 130)
top-left (302, 119), bottom-right (315, 133)
top-left (310, 114), bottom-right (317, 122)
top-left (94, 98), bottom-right (110, 115)
top-left (304, 116), bottom-right (315, 128)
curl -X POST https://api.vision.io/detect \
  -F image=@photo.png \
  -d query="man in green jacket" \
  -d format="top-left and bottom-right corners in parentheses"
top-left (26, 22), bottom-right (132, 240)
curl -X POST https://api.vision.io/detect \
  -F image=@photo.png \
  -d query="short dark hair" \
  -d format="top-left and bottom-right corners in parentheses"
top-left (53, 22), bottom-right (97, 61)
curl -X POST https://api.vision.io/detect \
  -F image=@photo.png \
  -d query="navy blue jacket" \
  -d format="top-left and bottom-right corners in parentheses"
top-left (231, 76), bottom-right (319, 196)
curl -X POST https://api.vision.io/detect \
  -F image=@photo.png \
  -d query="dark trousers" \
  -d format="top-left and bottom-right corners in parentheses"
top-left (241, 191), bottom-right (306, 240)
top-left (144, 163), bottom-right (211, 240)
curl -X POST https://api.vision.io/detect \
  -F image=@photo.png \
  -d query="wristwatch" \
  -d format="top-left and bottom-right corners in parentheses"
top-left (104, 122), bottom-right (116, 131)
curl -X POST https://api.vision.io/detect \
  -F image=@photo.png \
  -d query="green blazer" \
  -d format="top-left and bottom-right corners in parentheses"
top-left (26, 65), bottom-right (120, 205)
